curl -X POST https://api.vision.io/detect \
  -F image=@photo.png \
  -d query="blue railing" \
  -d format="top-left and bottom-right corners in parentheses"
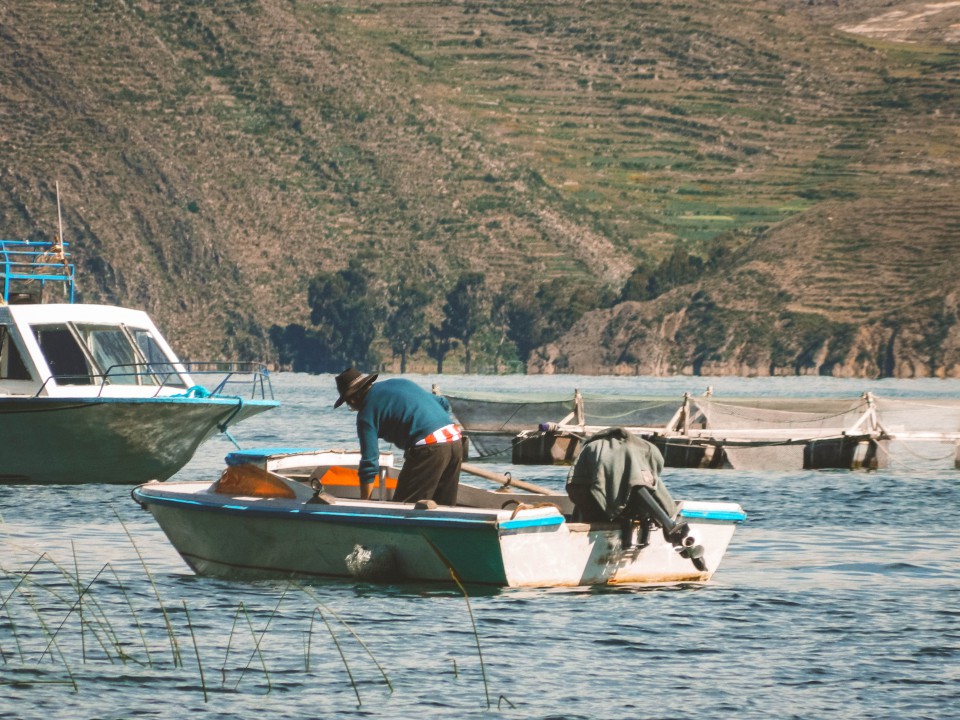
top-left (0, 239), bottom-right (75, 304)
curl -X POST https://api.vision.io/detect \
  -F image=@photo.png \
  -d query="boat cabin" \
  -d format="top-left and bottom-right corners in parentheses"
top-left (0, 238), bottom-right (195, 397)
top-left (0, 303), bottom-right (195, 397)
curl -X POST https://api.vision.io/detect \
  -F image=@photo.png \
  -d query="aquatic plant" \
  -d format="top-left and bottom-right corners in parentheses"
top-left (421, 534), bottom-right (494, 710)
top-left (0, 520), bottom-right (504, 710)
top-left (114, 510), bottom-right (182, 667)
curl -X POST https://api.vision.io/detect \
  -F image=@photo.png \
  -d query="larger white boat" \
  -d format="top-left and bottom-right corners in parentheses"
top-left (0, 238), bottom-right (277, 484)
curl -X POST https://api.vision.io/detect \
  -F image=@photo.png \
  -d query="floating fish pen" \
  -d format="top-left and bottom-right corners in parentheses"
top-left (441, 389), bottom-right (960, 472)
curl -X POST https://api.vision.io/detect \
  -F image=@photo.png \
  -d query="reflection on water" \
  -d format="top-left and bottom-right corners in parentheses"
top-left (1, 373), bottom-right (959, 719)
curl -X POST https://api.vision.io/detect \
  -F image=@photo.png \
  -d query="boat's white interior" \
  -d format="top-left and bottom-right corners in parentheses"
top-left (0, 304), bottom-right (193, 397)
top-left (454, 482), bottom-right (574, 514)
top-left (208, 457), bottom-right (577, 515)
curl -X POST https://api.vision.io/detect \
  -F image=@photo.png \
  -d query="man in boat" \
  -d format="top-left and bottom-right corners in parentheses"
top-left (566, 427), bottom-right (671, 523)
top-left (334, 367), bottom-right (463, 505)
top-left (567, 427), bottom-right (707, 569)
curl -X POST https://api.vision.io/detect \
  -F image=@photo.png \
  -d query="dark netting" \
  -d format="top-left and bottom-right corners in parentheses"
top-left (445, 391), bottom-right (683, 431)
top-left (444, 391), bottom-right (574, 432)
top-left (444, 390), bottom-right (960, 469)
top-left (443, 391), bottom-right (576, 458)
top-left (692, 397), bottom-right (872, 471)
top-left (580, 395), bottom-right (681, 428)
top-left (694, 397), bottom-right (870, 432)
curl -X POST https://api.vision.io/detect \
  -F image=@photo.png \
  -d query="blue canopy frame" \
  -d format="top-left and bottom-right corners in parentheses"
top-left (0, 239), bottom-right (75, 304)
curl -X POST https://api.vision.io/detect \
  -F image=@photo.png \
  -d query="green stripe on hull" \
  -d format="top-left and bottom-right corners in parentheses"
top-left (418, 525), bottom-right (508, 585)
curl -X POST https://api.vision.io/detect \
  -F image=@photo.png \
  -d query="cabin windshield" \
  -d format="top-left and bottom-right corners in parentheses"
top-left (0, 325), bottom-right (32, 381)
top-left (32, 324), bottom-right (96, 385)
top-left (72, 324), bottom-right (142, 385)
top-left (130, 328), bottom-right (186, 388)
top-left (30, 322), bottom-right (187, 388)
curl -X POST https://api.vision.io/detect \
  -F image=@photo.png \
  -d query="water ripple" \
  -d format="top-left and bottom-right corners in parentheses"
top-left (3, 373), bottom-right (960, 719)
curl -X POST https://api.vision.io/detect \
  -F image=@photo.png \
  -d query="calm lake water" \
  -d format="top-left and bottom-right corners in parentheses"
top-left (2, 373), bottom-right (959, 719)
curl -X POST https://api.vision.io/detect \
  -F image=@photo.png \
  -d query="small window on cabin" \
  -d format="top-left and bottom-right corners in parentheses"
top-left (131, 329), bottom-right (186, 388)
top-left (32, 325), bottom-right (95, 385)
top-left (73, 324), bottom-right (140, 385)
top-left (0, 326), bottom-right (32, 381)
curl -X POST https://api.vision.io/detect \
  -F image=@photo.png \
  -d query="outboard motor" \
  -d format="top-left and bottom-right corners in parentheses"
top-left (620, 484), bottom-right (707, 571)
top-left (566, 427), bottom-right (707, 571)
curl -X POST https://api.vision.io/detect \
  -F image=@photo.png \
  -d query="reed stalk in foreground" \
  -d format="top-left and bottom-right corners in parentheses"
top-left (71, 542), bottom-right (87, 662)
top-left (222, 601), bottom-right (272, 692)
top-left (40, 560), bottom-right (124, 665)
top-left (113, 510), bottom-right (182, 667)
top-left (234, 587), bottom-right (288, 692)
top-left (1, 571), bottom-right (79, 691)
top-left (1, 564), bottom-right (36, 663)
top-left (309, 605), bottom-right (362, 707)
top-left (27, 568), bottom-right (113, 665)
top-left (181, 600), bottom-right (208, 703)
top-left (1, 553), bottom-right (113, 671)
top-left (297, 583), bottom-right (393, 692)
top-left (2, 535), bottom-right (501, 708)
top-left (420, 535), bottom-right (491, 710)
top-left (106, 564), bottom-right (153, 667)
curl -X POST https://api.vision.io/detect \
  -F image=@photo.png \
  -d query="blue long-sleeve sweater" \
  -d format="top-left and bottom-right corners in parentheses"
top-left (355, 378), bottom-right (455, 485)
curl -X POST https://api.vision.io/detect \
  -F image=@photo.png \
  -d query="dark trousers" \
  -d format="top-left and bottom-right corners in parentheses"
top-left (394, 441), bottom-right (463, 505)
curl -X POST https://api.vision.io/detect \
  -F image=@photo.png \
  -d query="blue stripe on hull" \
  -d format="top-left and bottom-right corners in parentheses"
top-left (680, 507), bottom-right (747, 522)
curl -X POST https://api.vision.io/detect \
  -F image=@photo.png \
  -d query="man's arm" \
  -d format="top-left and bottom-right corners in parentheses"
top-left (434, 394), bottom-right (453, 415)
top-left (356, 413), bottom-right (381, 498)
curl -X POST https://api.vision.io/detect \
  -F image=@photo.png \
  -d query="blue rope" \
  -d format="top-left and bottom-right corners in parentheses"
top-left (175, 385), bottom-right (212, 398)
top-left (172, 386), bottom-right (243, 448)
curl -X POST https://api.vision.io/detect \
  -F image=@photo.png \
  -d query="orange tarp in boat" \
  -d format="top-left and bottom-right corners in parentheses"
top-left (214, 464), bottom-right (297, 498)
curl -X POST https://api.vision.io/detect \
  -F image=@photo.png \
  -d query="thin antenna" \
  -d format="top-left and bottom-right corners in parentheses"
top-left (53, 181), bottom-right (72, 300)
top-left (55, 181), bottom-right (64, 252)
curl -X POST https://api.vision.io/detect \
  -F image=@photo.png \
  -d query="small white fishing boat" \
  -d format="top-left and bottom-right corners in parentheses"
top-left (132, 448), bottom-right (746, 588)
top-left (0, 237), bottom-right (277, 484)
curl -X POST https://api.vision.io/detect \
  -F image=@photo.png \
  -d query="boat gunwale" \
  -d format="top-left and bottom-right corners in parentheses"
top-left (133, 483), bottom-right (746, 528)
top-left (132, 484), bottom-right (566, 531)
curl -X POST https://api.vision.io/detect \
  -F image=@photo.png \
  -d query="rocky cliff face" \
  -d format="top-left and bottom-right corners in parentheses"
top-left (531, 195), bottom-right (960, 378)
top-left (531, 304), bottom-right (960, 378)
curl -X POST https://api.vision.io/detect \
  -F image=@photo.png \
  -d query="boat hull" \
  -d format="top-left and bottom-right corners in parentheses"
top-left (0, 396), bottom-right (276, 484)
top-left (133, 481), bottom-right (744, 588)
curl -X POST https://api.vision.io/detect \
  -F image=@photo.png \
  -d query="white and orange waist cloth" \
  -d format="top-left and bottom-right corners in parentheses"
top-left (415, 423), bottom-right (462, 446)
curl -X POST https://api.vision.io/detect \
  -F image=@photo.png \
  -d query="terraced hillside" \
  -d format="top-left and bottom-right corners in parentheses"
top-left (2, 0), bottom-right (628, 356)
top-left (362, 1), bottom-right (956, 251)
top-left (544, 189), bottom-right (960, 377)
top-left (0, 0), bottom-right (957, 375)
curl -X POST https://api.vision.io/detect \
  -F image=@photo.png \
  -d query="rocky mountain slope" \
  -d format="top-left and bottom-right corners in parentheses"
top-left (0, 0), bottom-right (957, 375)
top-left (534, 193), bottom-right (960, 377)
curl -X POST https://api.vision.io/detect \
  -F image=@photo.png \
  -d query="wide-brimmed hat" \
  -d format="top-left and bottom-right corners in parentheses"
top-left (333, 367), bottom-right (378, 408)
